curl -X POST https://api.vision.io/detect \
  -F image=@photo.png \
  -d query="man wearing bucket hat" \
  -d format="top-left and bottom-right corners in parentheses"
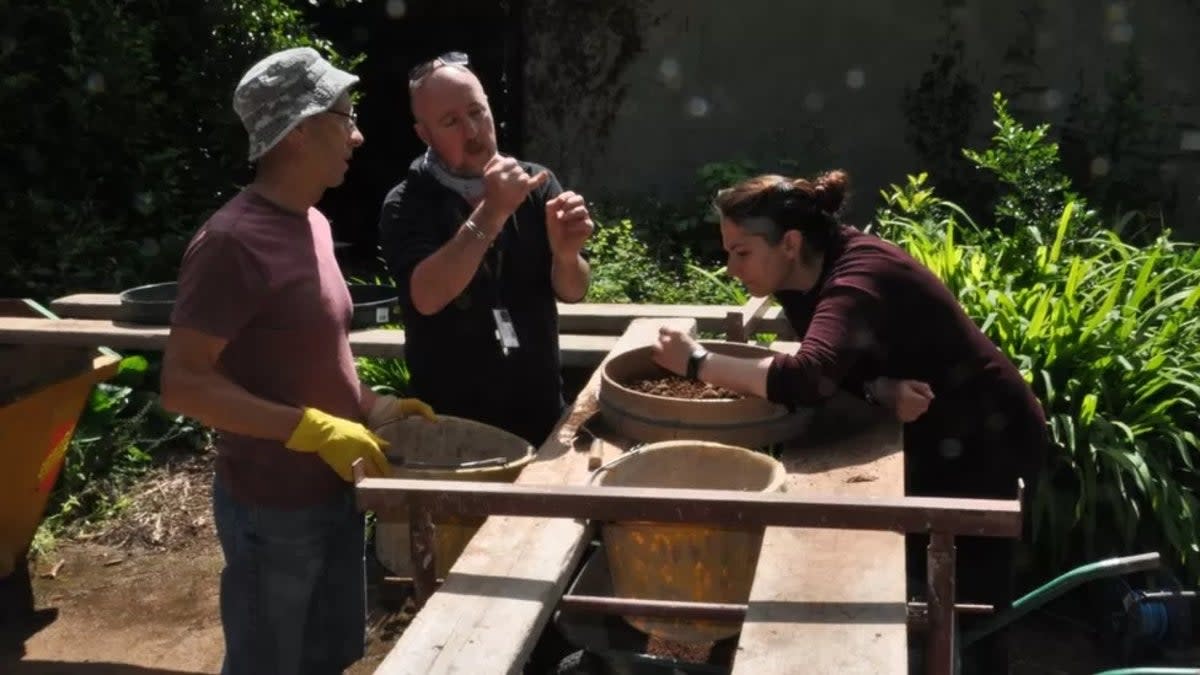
top-left (161, 46), bottom-right (435, 675)
top-left (378, 51), bottom-right (594, 447)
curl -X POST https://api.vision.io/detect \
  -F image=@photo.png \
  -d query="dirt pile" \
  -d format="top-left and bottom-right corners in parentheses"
top-left (625, 376), bottom-right (742, 400)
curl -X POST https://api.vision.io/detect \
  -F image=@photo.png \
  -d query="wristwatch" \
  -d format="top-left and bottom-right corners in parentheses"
top-left (863, 380), bottom-right (881, 406)
top-left (686, 346), bottom-right (710, 381)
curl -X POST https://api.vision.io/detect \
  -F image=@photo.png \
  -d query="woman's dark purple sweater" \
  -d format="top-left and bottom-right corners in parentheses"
top-left (766, 225), bottom-right (1046, 498)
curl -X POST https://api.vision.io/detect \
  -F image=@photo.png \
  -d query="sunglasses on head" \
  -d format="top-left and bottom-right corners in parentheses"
top-left (408, 51), bottom-right (470, 84)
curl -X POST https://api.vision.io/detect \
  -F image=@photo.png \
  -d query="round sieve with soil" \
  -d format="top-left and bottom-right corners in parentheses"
top-left (597, 341), bottom-right (811, 446)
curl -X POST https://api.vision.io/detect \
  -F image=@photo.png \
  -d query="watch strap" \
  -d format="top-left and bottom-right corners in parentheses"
top-left (686, 347), bottom-right (710, 380)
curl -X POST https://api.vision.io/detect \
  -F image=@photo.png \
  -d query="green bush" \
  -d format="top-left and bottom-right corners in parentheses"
top-left (585, 216), bottom-right (745, 305)
top-left (42, 354), bottom-right (211, 537)
top-left (0, 0), bottom-right (361, 301)
top-left (874, 94), bottom-right (1200, 581)
top-left (357, 357), bottom-right (411, 398)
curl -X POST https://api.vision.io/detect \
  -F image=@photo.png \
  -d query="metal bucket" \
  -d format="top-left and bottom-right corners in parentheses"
top-left (118, 281), bottom-right (177, 325)
top-left (592, 441), bottom-right (786, 643)
top-left (371, 415), bottom-right (535, 578)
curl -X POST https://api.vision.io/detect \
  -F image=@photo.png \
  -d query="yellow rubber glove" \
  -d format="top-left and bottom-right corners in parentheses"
top-left (366, 394), bottom-right (438, 429)
top-left (285, 408), bottom-right (391, 481)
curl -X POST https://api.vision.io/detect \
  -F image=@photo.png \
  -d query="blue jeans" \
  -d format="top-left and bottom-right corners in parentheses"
top-left (212, 476), bottom-right (366, 675)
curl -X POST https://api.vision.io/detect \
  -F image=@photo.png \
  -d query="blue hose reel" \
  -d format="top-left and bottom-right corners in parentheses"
top-left (1101, 570), bottom-right (1196, 665)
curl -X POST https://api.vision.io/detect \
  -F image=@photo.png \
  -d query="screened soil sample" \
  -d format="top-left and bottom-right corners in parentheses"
top-left (645, 635), bottom-right (714, 663)
top-left (625, 375), bottom-right (742, 400)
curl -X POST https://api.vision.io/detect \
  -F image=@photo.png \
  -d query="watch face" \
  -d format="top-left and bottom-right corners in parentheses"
top-left (687, 347), bottom-right (709, 380)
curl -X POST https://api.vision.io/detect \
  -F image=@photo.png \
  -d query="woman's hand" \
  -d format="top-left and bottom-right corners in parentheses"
top-left (651, 327), bottom-right (701, 376)
top-left (870, 378), bottom-right (934, 422)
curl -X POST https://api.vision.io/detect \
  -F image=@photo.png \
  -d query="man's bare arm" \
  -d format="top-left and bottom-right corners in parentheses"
top-left (408, 201), bottom-right (502, 316)
top-left (160, 325), bottom-right (302, 440)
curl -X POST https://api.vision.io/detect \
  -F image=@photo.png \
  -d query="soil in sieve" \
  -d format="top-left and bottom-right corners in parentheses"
top-left (625, 376), bottom-right (743, 400)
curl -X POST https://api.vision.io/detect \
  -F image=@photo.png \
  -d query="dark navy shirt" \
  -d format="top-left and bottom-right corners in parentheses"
top-left (378, 157), bottom-right (566, 446)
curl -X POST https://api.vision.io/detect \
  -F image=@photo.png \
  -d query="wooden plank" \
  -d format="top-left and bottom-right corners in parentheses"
top-left (357, 479), bottom-right (1020, 536)
top-left (0, 317), bottom-right (616, 368)
top-left (0, 317), bottom-right (171, 351)
top-left (374, 317), bottom-right (698, 675)
top-left (732, 395), bottom-right (907, 675)
top-left (558, 302), bottom-right (792, 336)
top-left (349, 328), bottom-right (617, 368)
top-left (770, 339), bottom-right (801, 354)
top-left (48, 293), bottom-right (120, 320)
top-left (724, 295), bottom-right (775, 342)
top-left (49, 293), bottom-right (795, 337)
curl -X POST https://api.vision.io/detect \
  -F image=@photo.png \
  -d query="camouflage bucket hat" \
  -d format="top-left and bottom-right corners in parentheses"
top-left (232, 47), bottom-right (359, 161)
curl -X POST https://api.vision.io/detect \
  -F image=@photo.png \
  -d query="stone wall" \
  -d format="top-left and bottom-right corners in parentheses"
top-left (521, 0), bottom-right (1200, 237)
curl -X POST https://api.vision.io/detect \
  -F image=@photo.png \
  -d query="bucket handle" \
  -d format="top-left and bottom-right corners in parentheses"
top-left (587, 443), bottom-right (647, 485)
top-left (397, 456), bottom-right (510, 470)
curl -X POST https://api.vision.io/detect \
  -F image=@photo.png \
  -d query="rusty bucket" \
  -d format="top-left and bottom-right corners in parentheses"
top-left (592, 440), bottom-right (786, 642)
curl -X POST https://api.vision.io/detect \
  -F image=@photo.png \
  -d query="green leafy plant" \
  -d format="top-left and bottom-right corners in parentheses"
top-left (585, 216), bottom-right (749, 305)
top-left (356, 357), bottom-right (411, 397)
top-left (684, 263), bottom-right (748, 306)
top-left (963, 93), bottom-right (1095, 241)
top-left (875, 94), bottom-right (1200, 581)
top-left (41, 355), bottom-right (210, 535)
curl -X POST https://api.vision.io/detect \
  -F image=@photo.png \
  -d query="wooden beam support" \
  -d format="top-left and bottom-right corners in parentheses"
top-left (48, 293), bottom-right (796, 337)
top-left (357, 478), bottom-right (1022, 538)
top-left (724, 295), bottom-right (775, 342)
top-left (0, 317), bottom-right (616, 368)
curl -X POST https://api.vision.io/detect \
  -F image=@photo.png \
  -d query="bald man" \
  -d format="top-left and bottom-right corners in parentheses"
top-left (377, 52), bottom-right (594, 446)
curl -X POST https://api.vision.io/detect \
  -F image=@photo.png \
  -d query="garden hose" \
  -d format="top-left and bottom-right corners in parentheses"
top-left (1090, 669), bottom-right (1200, 674)
top-left (961, 552), bottom-right (1162, 648)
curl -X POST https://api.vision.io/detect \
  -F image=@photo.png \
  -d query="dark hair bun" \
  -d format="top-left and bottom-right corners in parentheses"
top-left (801, 170), bottom-right (848, 215)
top-left (714, 169), bottom-right (850, 252)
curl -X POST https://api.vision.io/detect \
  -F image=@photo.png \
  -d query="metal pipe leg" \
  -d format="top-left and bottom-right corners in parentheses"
top-left (926, 532), bottom-right (957, 675)
top-left (409, 500), bottom-right (437, 609)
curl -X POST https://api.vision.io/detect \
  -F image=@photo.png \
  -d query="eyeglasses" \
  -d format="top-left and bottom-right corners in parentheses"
top-left (408, 51), bottom-right (470, 86)
top-left (324, 109), bottom-right (358, 127)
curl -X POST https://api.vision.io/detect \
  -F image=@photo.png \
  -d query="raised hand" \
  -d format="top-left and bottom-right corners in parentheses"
top-left (479, 156), bottom-right (549, 232)
top-left (545, 190), bottom-right (594, 259)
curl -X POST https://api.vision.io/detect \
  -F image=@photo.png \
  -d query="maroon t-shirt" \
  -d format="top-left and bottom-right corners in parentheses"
top-left (766, 225), bottom-right (1046, 497)
top-left (170, 190), bottom-right (362, 508)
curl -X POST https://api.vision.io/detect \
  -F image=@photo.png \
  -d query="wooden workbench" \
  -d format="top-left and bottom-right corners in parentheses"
top-left (374, 319), bottom-right (906, 674)
top-left (12, 294), bottom-right (906, 672)
top-left (732, 396), bottom-right (906, 674)
top-left (374, 317), bottom-right (692, 674)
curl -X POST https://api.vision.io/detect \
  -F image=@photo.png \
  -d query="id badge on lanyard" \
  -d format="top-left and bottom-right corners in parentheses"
top-left (483, 229), bottom-right (520, 356)
top-left (492, 307), bottom-right (520, 356)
